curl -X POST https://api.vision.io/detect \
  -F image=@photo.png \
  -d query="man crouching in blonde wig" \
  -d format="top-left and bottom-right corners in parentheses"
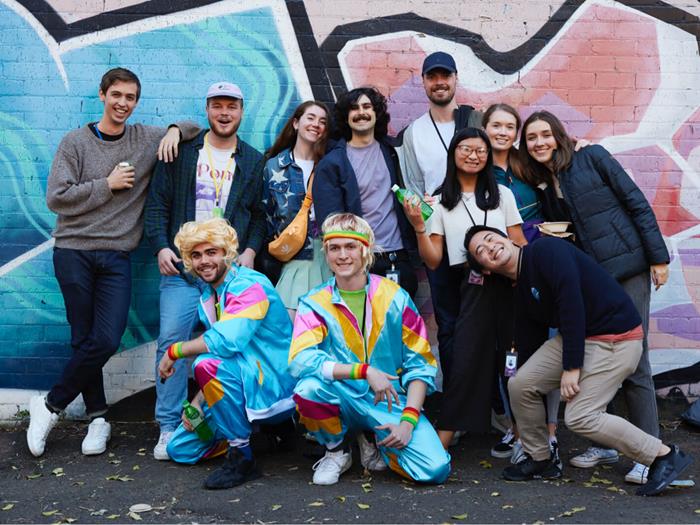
top-left (158, 218), bottom-right (296, 489)
top-left (289, 212), bottom-right (451, 485)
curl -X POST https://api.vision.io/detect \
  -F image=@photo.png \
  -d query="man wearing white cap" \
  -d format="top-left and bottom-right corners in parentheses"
top-left (144, 81), bottom-right (266, 460)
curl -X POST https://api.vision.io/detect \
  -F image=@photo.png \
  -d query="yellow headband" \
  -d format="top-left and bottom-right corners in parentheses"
top-left (323, 230), bottom-right (370, 247)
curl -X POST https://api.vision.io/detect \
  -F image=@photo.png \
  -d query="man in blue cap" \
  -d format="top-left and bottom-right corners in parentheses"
top-left (395, 52), bottom-right (484, 447)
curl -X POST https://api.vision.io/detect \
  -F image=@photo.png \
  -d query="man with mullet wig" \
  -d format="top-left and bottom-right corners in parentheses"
top-left (289, 213), bottom-right (450, 486)
top-left (157, 218), bottom-right (295, 490)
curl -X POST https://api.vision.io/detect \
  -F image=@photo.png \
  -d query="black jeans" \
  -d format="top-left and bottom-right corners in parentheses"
top-left (47, 248), bottom-right (132, 417)
top-left (425, 255), bottom-right (463, 368)
top-left (369, 249), bottom-right (418, 298)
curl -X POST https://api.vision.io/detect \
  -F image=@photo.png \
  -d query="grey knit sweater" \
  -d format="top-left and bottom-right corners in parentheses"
top-left (47, 122), bottom-right (199, 251)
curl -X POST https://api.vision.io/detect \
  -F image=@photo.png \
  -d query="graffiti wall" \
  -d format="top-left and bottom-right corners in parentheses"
top-left (0, 0), bottom-right (698, 415)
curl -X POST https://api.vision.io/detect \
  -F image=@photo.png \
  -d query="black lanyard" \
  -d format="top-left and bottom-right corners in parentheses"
top-left (428, 110), bottom-right (449, 152)
top-left (461, 195), bottom-right (487, 227)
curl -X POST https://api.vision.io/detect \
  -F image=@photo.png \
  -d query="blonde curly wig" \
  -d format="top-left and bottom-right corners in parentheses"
top-left (174, 218), bottom-right (239, 273)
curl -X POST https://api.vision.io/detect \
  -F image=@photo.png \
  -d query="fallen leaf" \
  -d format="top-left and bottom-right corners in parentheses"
top-left (501, 505), bottom-right (513, 510)
top-left (361, 483), bottom-right (372, 493)
top-left (2, 504), bottom-right (14, 511)
top-left (335, 496), bottom-right (346, 503)
top-left (479, 460), bottom-right (492, 469)
top-left (694, 509), bottom-right (700, 514)
top-left (108, 460), bottom-right (121, 465)
top-left (132, 465), bottom-right (140, 471)
top-left (271, 504), bottom-right (282, 511)
top-left (106, 515), bottom-right (120, 520)
top-left (62, 518), bottom-right (77, 523)
top-left (287, 466), bottom-right (298, 471)
top-left (108, 453), bottom-right (115, 457)
top-left (308, 501), bottom-right (324, 507)
top-left (52, 468), bottom-right (64, 477)
top-left (357, 503), bottom-right (370, 510)
top-left (90, 510), bottom-right (108, 516)
top-left (490, 491), bottom-right (500, 497)
top-left (560, 506), bottom-right (586, 518)
top-left (451, 513), bottom-right (468, 520)
top-left (72, 481), bottom-right (85, 486)
top-left (471, 480), bottom-right (480, 484)
top-left (128, 511), bottom-right (143, 521)
top-left (229, 499), bottom-right (240, 503)
top-left (42, 510), bottom-right (59, 516)
top-left (590, 475), bottom-right (612, 485)
top-left (26, 473), bottom-right (42, 479)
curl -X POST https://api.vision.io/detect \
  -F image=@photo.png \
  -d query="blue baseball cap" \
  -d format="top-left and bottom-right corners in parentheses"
top-left (422, 52), bottom-right (457, 75)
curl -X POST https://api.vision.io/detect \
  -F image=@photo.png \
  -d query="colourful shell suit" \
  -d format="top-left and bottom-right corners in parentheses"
top-left (289, 273), bottom-right (451, 483)
top-left (167, 265), bottom-right (296, 464)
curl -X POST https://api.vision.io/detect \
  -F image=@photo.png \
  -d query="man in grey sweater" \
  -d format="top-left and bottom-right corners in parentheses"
top-left (27, 67), bottom-right (199, 458)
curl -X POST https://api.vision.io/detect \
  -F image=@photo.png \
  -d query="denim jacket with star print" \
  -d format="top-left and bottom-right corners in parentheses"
top-left (261, 148), bottom-right (316, 261)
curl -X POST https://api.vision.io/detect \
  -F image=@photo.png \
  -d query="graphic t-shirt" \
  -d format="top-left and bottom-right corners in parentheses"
top-left (195, 143), bottom-right (236, 221)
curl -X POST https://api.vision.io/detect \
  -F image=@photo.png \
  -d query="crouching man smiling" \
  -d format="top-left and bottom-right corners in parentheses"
top-left (289, 213), bottom-right (450, 485)
top-left (158, 218), bottom-right (295, 489)
top-left (465, 226), bottom-right (693, 496)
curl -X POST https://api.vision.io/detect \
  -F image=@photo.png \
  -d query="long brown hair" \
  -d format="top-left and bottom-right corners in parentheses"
top-left (518, 110), bottom-right (575, 186)
top-left (482, 103), bottom-right (526, 181)
top-left (266, 100), bottom-right (330, 161)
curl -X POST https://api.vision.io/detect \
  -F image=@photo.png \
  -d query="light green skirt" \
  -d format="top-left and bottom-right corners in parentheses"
top-left (275, 238), bottom-right (332, 310)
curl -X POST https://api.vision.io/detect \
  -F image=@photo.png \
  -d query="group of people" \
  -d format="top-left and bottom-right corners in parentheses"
top-left (25, 51), bottom-right (692, 497)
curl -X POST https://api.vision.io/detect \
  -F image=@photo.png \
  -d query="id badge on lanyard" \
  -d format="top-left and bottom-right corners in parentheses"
top-left (386, 252), bottom-right (400, 284)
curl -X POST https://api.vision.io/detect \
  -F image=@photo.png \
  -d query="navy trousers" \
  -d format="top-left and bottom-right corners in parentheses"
top-left (47, 248), bottom-right (132, 417)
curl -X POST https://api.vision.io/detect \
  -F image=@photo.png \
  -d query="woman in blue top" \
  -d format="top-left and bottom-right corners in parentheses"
top-left (262, 101), bottom-right (332, 320)
top-left (483, 104), bottom-right (544, 243)
top-left (482, 103), bottom-right (560, 464)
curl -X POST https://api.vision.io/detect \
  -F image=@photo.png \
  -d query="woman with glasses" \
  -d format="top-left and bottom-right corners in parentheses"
top-left (403, 127), bottom-right (526, 449)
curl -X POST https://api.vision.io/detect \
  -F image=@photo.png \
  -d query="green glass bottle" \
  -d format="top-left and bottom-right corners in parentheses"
top-left (391, 184), bottom-right (433, 221)
top-left (182, 400), bottom-right (214, 441)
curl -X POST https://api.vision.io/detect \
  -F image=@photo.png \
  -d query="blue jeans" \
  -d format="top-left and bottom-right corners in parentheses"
top-left (47, 248), bottom-right (132, 417)
top-left (155, 275), bottom-right (206, 431)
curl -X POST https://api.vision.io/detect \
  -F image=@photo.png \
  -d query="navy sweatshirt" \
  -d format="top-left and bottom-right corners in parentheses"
top-left (514, 237), bottom-right (642, 370)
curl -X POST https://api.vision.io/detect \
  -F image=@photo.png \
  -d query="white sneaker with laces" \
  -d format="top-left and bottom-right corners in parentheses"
top-left (624, 461), bottom-right (649, 484)
top-left (357, 434), bottom-right (387, 471)
top-left (153, 430), bottom-right (173, 461)
top-left (312, 449), bottom-right (352, 485)
top-left (569, 446), bottom-right (619, 468)
top-left (82, 418), bottom-right (111, 456)
top-left (511, 439), bottom-right (527, 464)
top-left (27, 396), bottom-right (59, 457)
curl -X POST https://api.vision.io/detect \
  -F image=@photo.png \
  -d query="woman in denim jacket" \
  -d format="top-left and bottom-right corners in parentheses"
top-left (262, 101), bottom-right (331, 320)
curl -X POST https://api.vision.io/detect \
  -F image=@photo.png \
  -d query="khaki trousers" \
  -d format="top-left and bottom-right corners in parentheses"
top-left (509, 334), bottom-right (662, 465)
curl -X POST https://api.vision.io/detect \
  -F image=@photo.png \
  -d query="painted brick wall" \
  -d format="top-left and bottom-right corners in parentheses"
top-left (1, 0), bottom-right (699, 418)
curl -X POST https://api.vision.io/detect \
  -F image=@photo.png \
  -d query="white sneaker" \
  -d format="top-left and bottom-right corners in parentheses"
top-left (624, 461), bottom-right (649, 484)
top-left (81, 418), bottom-right (111, 456)
top-left (153, 431), bottom-right (173, 461)
top-left (511, 439), bottom-right (527, 464)
top-left (27, 396), bottom-right (59, 457)
top-left (357, 434), bottom-right (387, 471)
top-left (312, 449), bottom-right (352, 485)
top-left (569, 446), bottom-right (619, 468)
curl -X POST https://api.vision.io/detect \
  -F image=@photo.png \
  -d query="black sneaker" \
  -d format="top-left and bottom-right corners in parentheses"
top-left (204, 447), bottom-right (260, 490)
top-left (503, 455), bottom-right (562, 481)
top-left (491, 428), bottom-right (516, 458)
top-left (636, 444), bottom-right (693, 496)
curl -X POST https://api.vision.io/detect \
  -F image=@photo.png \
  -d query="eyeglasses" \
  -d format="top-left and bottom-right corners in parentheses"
top-left (456, 145), bottom-right (489, 157)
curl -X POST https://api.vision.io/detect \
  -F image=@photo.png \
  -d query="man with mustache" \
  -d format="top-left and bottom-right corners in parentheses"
top-left (144, 82), bottom-right (266, 460)
top-left (313, 87), bottom-right (418, 300)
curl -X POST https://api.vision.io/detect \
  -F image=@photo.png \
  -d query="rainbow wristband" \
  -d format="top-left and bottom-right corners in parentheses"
top-left (400, 407), bottom-right (420, 428)
top-left (167, 342), bottom-right (184, 361)
top-left (349, 363), bottom-right (369, 380)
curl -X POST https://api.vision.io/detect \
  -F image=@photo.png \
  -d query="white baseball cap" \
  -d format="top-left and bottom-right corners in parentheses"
top-left (206, 82), bottom-right (243, 101)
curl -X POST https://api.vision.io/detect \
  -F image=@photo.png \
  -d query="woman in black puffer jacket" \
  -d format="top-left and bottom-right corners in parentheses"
top-left (518, 110), bottom-right (670, 483)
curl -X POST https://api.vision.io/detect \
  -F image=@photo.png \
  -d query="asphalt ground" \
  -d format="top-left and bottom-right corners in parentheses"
top-left (0, 392), bottom-right (698, 524)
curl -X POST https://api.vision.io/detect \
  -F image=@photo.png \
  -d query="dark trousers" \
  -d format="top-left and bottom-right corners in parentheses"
top-left (47, 248), bottom-right (132, 417)
top-left (369, 249), bottom-right (418, 298)
top-left (425, 255), bottom-right (463, 371)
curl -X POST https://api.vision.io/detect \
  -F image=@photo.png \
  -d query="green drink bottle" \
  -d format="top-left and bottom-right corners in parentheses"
top-left (391, 184), bottom-right (433, 221)
top-left (182, 400), bottom-right (214, 441)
